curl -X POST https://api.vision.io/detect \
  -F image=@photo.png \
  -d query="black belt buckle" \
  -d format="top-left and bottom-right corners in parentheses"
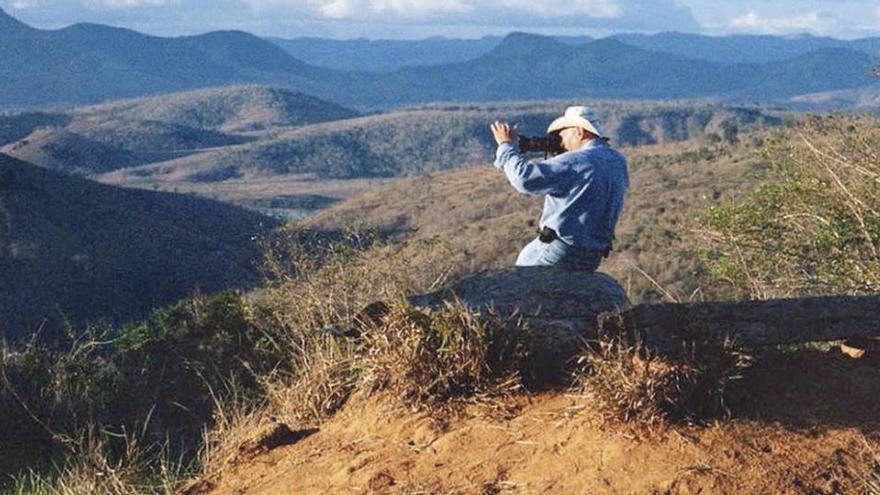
top-left (538, 226), bottom-right (557, 243)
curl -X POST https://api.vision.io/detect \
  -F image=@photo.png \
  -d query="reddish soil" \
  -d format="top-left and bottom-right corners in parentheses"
top-left (197, 349), bottom-right (880, 495)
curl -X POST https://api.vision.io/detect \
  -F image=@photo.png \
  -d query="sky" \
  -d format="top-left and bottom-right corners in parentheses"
top-left (2, 0), bottom-right (880, 40)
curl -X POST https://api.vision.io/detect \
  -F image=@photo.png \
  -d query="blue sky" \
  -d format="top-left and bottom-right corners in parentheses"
top-left (2, 0), bottom-right (879, 40)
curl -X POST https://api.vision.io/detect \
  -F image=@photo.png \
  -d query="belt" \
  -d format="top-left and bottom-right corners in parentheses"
top-left (538, 227), bottom-right (612, 258)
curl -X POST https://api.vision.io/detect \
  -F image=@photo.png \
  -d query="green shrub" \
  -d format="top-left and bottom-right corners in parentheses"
top-left (699, 115), bottom-right (880, 298)
top-left (0, 291), bottom-right (292, 487)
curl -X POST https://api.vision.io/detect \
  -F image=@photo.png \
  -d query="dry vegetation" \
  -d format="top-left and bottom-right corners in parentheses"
top-left (701, 114), bottom-right (880, 298)
top-left (359, 302), bottom-right (528, 410)
top-left (98, 99), bottom-right (780, 190)
top-left (6, 112), bottom-right (880, 494)
top-left (576, 317), bottom-right (753, 430)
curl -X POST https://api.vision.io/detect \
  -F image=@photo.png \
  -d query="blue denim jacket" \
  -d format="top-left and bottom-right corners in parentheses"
top-left (494, 139), bottom-right (628, 251)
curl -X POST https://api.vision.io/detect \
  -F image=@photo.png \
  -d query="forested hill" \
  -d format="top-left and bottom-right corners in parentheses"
top-left (0, 153), bottom-right (273, 340)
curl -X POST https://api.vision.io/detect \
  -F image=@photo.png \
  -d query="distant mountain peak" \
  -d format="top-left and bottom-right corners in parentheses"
top-left (487, 32), bottom-right (567, 58)
top-left (0, 7), bottom-right (32, 33)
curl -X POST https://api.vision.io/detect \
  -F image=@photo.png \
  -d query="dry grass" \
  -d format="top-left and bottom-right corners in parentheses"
top-left (869, 457), bottom-right (880, 495)
top-left (252, 223), bottom-right (462, 420)
top-left (359, 300), bottom-right (529, 411)
top-left (260, 223), bottom-right (457, 332)
top-left (190, 399), bottom-right (271, 492)
top-left (575, 314), bottom-right (753, 430)
top-left (10, 430), bottom-right (188, 495)
top-left (264, 332), bottom-right (359, 427)
top-left (854, 429), bottom-right (880, 495)
top-left (700, 114), bottom-right (880, 298)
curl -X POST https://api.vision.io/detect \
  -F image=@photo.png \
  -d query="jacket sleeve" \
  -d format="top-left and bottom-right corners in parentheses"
top-left (494, 142), bottom-right (572, 196)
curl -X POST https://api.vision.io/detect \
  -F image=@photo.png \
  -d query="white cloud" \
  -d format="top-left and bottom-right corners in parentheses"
top-left (369, 0), bottom-right (471, 17)
top-left (252, 0), bottom-right (616, 21)
top-left (498, 0), bottom-right (621, 19)
top-left (729, 9), bottom-right (834, 34)
top-left (239, 0), bottom-right (632, 20)
top-left (1, 0), bottom-right (701, 37)
top-left (89, 0), bottom-right (172, 7)
top-left (9, 0), bottom-right (34, 9)
top-left (302, 0), bottom-right (471, 19)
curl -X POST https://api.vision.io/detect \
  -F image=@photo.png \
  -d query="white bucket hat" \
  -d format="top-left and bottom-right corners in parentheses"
top-left (547, 106), bottom-right (608, 138)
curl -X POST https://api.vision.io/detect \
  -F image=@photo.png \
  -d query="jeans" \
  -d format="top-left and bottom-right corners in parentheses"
top-left (515, 237), bottom-right (603, 271)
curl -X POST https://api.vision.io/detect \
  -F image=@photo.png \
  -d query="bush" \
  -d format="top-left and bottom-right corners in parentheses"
top-left (575, 317), bottom-right (752, 428)
top-left (700, 115), bottom-right (880, 298)
top-left (359, 301), bottom-right (528, 410)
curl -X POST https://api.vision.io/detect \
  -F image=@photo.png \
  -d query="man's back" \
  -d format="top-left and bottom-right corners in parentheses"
top-left (490, 105), bottom-right (628, 270)
top-left (539, 140), bottom-right (628, 250)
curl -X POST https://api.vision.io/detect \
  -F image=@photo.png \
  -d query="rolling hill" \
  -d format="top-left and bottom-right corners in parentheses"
top-left (0, 86), bottom-right (359, 174)
top-left (72, 85), bottom-right (359, 133)
top-left (96, 101), bottom-right (782, 186)
top-left (0, 153), bottom-right (274, 340)
top-left (267, 35), bottom-right (508, 73)
top-left (342, 34), bottom-right (876, 107)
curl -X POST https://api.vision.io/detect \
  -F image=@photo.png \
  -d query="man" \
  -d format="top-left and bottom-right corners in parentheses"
top-left (490, 106), bottom-right (628, 271)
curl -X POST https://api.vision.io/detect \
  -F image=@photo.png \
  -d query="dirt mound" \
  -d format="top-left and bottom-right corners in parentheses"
top-left (195, 348), bottom-right (879, 495)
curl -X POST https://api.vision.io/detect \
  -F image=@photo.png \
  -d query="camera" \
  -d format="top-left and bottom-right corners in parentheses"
top-left (518, 133), bottom-right (563, 155)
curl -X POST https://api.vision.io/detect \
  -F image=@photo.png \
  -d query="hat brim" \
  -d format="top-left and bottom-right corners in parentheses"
top-left (547, 116), bottom-right (606, 138)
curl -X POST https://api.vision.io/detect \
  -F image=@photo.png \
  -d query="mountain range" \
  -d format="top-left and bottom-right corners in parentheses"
top-left (1, 7), bottom-right (877, 111)
top-left (270, 32), bottom-right (880, 72)
top-left (0, 8), bottom-right (338, 108)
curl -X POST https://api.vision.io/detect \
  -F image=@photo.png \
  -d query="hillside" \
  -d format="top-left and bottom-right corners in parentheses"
top-left (0, 86), bottom-right (358, 174)
top-left (0, 153), bottom-right (273, 340)
top-left (188, 118), bottom-right (880, 495)
top-left (3, 110), bottom-right (878, 493)
top-left (267, 35), bottom-right (507, 73)
top-left (305, 130), bottom-right (769, 303)
top-left (96, 100), bottom-right (781, 189)
top-left (72, 85), bottom-right (359, 133)
top-left (197, 373), bottom-right (880, 494)
top-left (273, 32), bottom-right (880, 72)
top-left (354, 34), bottom-right (875, 107)
top-left (788, 86), bottom-right (880, 111)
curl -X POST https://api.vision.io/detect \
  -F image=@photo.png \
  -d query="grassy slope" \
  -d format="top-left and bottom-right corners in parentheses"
top-left (308, 134), bottom-right (768, 302)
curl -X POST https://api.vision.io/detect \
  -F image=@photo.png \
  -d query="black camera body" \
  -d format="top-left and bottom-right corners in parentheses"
top-left (518, 133), bottom-right (563, 156)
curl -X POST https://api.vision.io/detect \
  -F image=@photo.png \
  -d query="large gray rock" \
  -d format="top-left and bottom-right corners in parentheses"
top-left (409, 267), bottom-right (629, 375)
top-left (411, 267), bottom-right (628, 316)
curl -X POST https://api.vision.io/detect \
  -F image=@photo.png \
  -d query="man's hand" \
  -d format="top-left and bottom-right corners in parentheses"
top-left (491, 121), bottom-right (518, 146)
